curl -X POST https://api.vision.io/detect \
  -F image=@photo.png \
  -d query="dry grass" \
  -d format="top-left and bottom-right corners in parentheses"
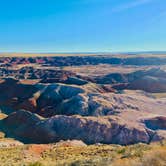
top-left (151, 93), bottom-right (166, 98)
top-left (141, 149), bottom-right (166, 166)
top-left (0, 141), bottom-right (165, 166)
top-left (0, 106), bottom-right (166, 166)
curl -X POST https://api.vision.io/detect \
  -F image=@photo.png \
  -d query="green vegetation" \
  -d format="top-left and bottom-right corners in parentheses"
top-left (28, 162), bottom-right (44, 166)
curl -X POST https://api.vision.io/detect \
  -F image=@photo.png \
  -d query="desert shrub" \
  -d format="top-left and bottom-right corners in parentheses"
top-left (28, 162), bottom-right (44, 166)
top-left (121, 143), bottom-right (151, 158)
top-left (117, 148), bottom-right (126, 154)
top-left (69, 157), bottom-right (113, 166)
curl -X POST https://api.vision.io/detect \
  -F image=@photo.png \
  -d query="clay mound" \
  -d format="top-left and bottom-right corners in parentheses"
top-left (95, 73), bottom-right (128, 84)
top-left (100, 68), bottom-right (166, 93)
top-left (93, 68), bottom-right (158, 84)
top-left (41, 76), bottom-right (89, 85)
top-left (0, 78), bottom-right (38, 109)
top-left (0, 78), bottom-right (116, 117)
top-left (5, 110), bottom-right (166, 144)
top-left (64, 77), bottom-right (89, 85)
top-left (3, 110), bottom-right (42, 128)
top-left (127, 76), bottom-right (166, 93)
top-left (35, 84), bottom-right (166, 117)
top-left (38, 69), bottom-right (77, 84)
top-left (1, 110), bottom-right (151, 145)
top-left (1, 110), bottom-right (44, 143)
top-left (127, 68), bottom-right (166, 81)
top-left (0, 78), bottom-right (166, 118)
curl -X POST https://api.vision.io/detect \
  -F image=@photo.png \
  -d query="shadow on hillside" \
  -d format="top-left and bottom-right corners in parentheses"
top-left (0, 117), bottom-right (26, 143)
top-left (0, 106), bottom-right (15, 115)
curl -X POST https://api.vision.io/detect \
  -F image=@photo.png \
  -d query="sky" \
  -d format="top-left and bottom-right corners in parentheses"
top-left (0, 0), bottom-right (166, 52)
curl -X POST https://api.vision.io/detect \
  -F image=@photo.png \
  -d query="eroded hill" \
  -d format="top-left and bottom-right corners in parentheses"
top-left (0, 54), bottom-right (166, 146)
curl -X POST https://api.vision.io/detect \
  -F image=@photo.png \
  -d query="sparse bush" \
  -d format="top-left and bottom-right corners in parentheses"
top-left (28, 162), bottom-right (44, 166)
top-left (117, 148), bottom-right (126, 154)
top-left (0, 142), bottom-right (165, 166)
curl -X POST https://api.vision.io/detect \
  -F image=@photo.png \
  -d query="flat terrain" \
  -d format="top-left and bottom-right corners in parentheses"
top-left (1, 52), bottom-right (166, 58)
top-left (0, 53), bottom-right (101, 57)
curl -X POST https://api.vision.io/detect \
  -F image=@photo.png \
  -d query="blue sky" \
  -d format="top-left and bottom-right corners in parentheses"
top-left (0, 0), bottom-right (166, 52)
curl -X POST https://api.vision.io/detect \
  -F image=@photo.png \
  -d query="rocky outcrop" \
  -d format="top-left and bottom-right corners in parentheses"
top-left (1, 110), bottom-right (151, 145)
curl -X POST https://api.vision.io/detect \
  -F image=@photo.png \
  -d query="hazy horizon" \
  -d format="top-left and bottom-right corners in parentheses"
top-left (1, 51), bottom-right (166, 54)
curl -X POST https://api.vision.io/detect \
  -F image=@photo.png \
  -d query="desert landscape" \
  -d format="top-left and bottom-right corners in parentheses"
top-left (0, 53), bottom-right (166, 165)
top-left (1, 0), bottom-right (166, 164)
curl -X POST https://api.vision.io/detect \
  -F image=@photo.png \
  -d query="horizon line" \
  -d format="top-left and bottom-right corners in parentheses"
top-left (0, 51), bottom-right (166, 54)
